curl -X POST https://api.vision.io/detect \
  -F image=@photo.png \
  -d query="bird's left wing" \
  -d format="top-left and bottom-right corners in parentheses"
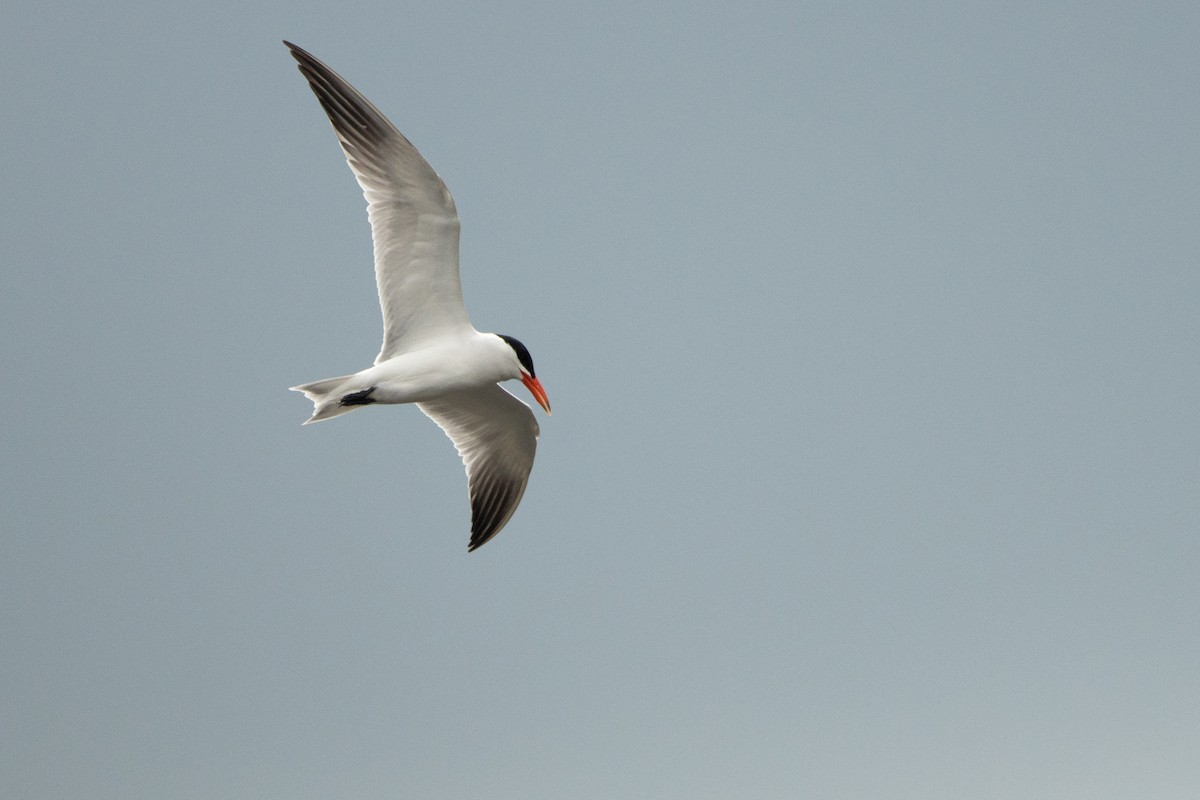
top-left (285, 42), bottom-right (473, 360)
top-left (417, 385), bottom-right (540, 551)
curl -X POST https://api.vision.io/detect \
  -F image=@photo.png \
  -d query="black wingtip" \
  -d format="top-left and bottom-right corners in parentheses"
top-left (283, 41), bottom-right (319, 68)
top-left (467, 526), bottom-right (491, 552)
top-left (467, 528), bottom-right (496, 553)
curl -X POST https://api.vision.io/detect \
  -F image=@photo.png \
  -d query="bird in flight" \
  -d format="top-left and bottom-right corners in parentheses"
top-left (284, 41), bottom-right (551, 551)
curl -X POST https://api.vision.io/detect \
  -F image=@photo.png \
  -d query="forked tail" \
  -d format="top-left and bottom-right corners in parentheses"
top-left (289, 374), bottom-right (362, 424)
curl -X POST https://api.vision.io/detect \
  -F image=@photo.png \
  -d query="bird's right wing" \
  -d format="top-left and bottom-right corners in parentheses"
top-left (285, 42), bottom-right (473, 361)
top-left (417, 384), bottom-right (540, 551)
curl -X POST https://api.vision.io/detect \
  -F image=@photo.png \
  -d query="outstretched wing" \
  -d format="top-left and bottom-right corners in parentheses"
top-left (285, 42), bottom-right (473, 360)
top-left (417, 385), bottom-right (540, 551)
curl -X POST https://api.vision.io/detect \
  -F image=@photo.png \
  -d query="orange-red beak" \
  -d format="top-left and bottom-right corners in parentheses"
top-left (521, 374), bottom-right (552, 414)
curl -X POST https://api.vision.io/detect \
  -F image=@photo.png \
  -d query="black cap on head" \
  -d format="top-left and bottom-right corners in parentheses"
top-left (497, 334), bottom-right (536, 377)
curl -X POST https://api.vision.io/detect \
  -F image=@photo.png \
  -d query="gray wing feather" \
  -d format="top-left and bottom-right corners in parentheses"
top-left (417, 385), bottom-right (540, 551)
top-left (285, 42), bottom-right (472, 359)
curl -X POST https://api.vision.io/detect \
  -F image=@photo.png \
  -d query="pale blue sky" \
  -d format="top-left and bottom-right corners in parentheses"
top-left (3, 2), bottom-right (1198, 798)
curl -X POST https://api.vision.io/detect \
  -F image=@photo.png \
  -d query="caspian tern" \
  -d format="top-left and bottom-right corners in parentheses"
top-left (284, 41), bottom-right (551, 551)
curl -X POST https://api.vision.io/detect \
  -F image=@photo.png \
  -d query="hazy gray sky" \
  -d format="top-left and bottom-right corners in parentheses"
top-left (3, 2), bottom-right (1198, 798)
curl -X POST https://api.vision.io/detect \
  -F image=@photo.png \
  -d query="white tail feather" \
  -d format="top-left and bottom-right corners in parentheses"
top-left (289, 374), bottom-right (360, 424)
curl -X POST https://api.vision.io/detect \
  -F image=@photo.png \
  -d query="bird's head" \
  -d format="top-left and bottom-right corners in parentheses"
top-left (497, 334), bottom-right (551, 415)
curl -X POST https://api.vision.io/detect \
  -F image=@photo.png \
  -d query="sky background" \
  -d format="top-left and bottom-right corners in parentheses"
top-left (2, 2), bottom-right (1198, 798)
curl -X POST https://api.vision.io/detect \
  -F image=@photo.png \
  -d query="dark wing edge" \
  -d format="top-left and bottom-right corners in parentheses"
top-left (466, 463), bottom-right (532, 551)
top-left (417, 385), bottom-right (540, 552)
top-left (283, 41), bottom-right (408, 193)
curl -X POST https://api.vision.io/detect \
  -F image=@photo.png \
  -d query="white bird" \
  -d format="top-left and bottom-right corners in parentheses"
top-left (284, 41), bottom-right (551, 551)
